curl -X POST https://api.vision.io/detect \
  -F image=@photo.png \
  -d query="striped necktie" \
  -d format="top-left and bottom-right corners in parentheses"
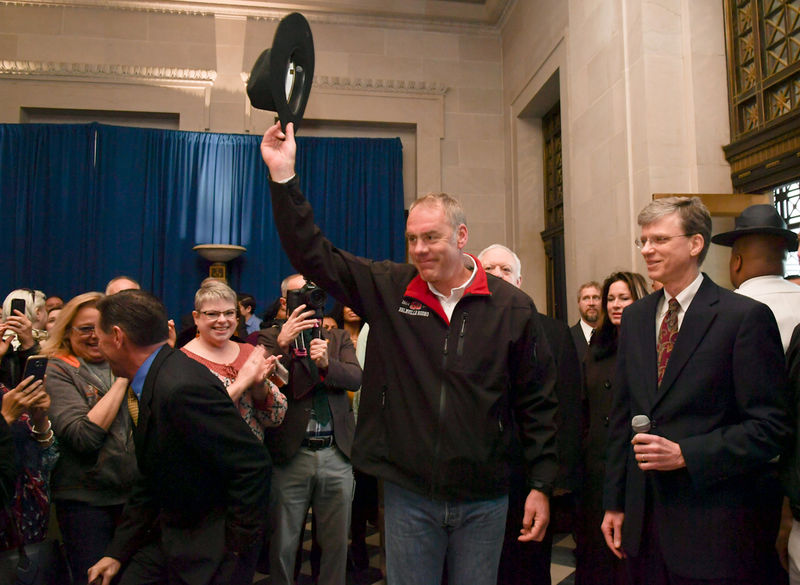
top-left (127, 385), bottom-right (139, 426)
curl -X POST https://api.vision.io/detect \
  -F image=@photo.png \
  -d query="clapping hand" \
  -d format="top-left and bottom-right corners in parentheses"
top-left (238, 346), bottom-right (270, 388)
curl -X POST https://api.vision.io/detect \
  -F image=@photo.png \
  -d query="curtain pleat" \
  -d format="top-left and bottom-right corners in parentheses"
top-left (0, 123), bottom-right (404, 320)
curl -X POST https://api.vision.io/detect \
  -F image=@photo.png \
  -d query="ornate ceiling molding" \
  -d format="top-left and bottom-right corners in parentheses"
top-left (311, 76), bottom-right (448, 96)
top-left (239, 72), bottom-right (448, 96)
top-left (0, 0), bottom-right (505, 33)
top-left (0, 60), bottom-right (217, 86)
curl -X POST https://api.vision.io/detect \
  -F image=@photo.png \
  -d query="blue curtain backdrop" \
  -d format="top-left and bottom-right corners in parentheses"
top-left (0, 123), bottom-right (405, 319)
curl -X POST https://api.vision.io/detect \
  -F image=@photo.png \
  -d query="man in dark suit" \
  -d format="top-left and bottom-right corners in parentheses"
top-left (570, 281), bottom-right (601, 360)
top-left (479, 244), bottom-right (581, 585)
top-left (87, 290), bottom-right (271, 585)
top-left (258, 273), bottom-right (360, 585)
top-left (601, 196), bottom-right (792, 584)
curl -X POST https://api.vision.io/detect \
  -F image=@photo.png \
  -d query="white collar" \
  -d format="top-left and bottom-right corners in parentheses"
top-left (428, 254), bottom-right (476, 302)
top-left (663, 272), bottom-right (704, 311)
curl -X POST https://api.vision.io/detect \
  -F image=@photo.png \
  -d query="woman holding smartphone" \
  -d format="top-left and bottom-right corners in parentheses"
top-left (0, 373), bottom-right (58, 551)
top-left (41, 292), bottom-right (136, 582)
top-left (0, 289), bottom-right (46, 388)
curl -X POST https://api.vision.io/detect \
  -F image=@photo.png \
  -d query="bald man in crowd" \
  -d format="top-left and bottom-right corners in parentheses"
top-left (478, 244), bottom-right (581, 585)
top-left (104, 276), bottom-right (178, 346)
top-left (105, 276), bottom-right (141, 296)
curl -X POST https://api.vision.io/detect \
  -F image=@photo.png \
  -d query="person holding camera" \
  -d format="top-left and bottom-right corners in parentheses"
top-left (258, 273), bottom-right (361, 585)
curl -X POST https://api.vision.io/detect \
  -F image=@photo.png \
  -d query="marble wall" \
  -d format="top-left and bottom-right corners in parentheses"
top-left (0, 0), bottom-right (735, 316)
top-left (501, 0), bottom-right (733, 315)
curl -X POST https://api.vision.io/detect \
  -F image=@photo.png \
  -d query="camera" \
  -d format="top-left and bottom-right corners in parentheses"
top-left (285, 281), bottom-right (327, 321)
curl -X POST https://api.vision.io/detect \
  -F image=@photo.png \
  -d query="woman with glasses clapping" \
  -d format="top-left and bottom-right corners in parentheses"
top-left (40, 292), bottom-right (137, 581)
top-left (181, 280), bottom-right (286, 441)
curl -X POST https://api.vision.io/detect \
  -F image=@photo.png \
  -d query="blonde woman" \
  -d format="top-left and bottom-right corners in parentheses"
top-left (41, 292), bottom-right (136, 581)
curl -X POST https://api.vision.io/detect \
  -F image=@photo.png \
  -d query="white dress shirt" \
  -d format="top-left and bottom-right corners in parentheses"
top-left (736, 274), bottom-right (800, 352)
top-left (429, 255), bottom-right (477, 321)
top-left (579, 319), bottom-right (594, 344)
top-left (654, 272), bottom-right (704, 340)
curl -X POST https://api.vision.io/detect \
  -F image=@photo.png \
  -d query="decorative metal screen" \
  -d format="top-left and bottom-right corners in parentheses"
top-left (543, 104), bottom-right (563, 231)
top-left (540, 103), bottom-right (567, 321)
top-left (775, 180), bottom-right (800, 228)
top-left (773, 180), bottom-right (800, 273)
top-left (727, 0), bottom-right (800, 139)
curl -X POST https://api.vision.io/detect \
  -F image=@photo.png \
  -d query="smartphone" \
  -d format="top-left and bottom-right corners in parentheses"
top-left (23, 355), bottom-right (48, 385)
top-left (10, 298), bottom-right (25, 318)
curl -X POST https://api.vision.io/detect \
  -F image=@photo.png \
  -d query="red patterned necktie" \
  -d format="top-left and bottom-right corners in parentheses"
top-left (657, 298), bottom-right (680, 386)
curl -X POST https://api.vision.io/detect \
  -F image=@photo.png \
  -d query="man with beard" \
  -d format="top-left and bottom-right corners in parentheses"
top-left (570, 282), bottom-right (601, 359)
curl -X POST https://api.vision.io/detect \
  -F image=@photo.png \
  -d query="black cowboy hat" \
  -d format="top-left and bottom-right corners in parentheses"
top-left (247, 12), bottom-right (314, 131)
top-left (711, 204), bottom-right (798, 251)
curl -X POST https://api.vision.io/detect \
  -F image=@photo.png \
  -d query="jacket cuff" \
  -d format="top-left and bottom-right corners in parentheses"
top-left (527, 478), bottom-right (553, 498)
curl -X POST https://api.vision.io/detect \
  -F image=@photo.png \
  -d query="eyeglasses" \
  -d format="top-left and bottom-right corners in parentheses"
top-left (199, 310), bottom-right (237, 320)
top-left (634, 234), bottom-right (695, 249)
top-left (71, 325), bottom-right (96, 336)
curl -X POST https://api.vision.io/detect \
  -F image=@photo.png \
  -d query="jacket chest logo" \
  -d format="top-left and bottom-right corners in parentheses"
top-left (398, 299), bottom-right (430, 317)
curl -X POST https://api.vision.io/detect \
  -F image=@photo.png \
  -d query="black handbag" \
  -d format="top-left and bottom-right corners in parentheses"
top-left (0, 508), bottom-right (71, 585)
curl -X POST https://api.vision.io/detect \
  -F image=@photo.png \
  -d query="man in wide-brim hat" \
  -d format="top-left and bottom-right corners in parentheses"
top-left (715, 206), bottom-right (800, 585)
top-left (712, 203), bottom-right (800, 351)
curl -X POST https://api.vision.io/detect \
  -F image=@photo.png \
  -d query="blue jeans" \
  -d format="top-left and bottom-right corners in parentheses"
top-left (383, 481), bottom-right (508, 585)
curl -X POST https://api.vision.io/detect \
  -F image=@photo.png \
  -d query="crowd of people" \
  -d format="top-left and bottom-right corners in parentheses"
top-left (1, 122), bottom-right (800, 585)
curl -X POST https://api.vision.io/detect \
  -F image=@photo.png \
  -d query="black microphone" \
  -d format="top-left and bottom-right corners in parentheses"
top-left (631, 415), bottom-right (651, 434)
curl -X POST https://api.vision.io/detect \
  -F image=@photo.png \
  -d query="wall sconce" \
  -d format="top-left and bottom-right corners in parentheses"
top-left (193, 244), bottom-right (247, 282)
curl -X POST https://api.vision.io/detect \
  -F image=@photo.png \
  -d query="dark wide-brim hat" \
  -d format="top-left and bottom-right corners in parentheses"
top-left (247, 12), bottom-right (314, 131)
top-left (711, 204), bottom-right (798, 251)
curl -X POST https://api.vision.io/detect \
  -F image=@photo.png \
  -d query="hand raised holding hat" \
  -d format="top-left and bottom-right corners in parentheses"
top-left (261, 121), bottom-right (296, 183)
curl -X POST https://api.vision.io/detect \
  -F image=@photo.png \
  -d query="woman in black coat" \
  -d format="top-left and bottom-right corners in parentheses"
top-left (575, 271), bottom-right (648, 585)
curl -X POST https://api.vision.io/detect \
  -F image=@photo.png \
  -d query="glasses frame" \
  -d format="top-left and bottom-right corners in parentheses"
top-left (198, 309), bottom-right (238, 320)
top-left (71, 325), bottom-right (96, 336)
top-left (634, 233), bottom-right (695, 250)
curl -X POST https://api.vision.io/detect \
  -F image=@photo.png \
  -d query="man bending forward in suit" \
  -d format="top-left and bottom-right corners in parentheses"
top-left (87, 290), bottom-right (271, 585)
top-left (601, 196), bottom-right (792, 585)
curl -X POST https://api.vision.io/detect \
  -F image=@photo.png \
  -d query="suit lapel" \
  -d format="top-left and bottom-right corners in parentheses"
top-left (654, 277), bottom-right (718, 406)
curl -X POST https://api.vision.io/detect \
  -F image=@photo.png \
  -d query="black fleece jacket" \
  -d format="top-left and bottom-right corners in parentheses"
top-left (269, 177), bottom-right (559, 500)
